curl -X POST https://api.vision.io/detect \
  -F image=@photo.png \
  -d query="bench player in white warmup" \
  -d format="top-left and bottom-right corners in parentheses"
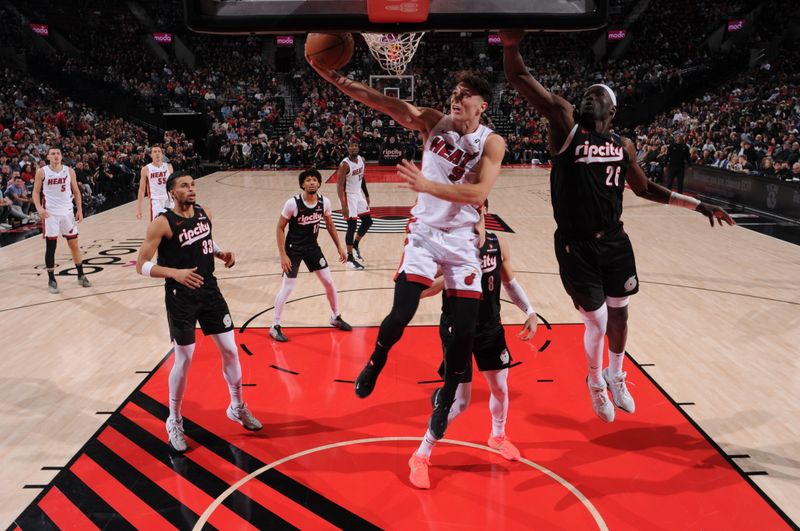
top-left (311, 59), bottom-right (505, 464)
top-left (32, 146), bottom-right (91, 294)
top-left (137, 145), bottom-right (174, 221)
top-left (336, 141), bottom-right (372, 270)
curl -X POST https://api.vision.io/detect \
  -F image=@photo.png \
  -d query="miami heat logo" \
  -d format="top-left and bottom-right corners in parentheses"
top-left (464, 270), bottom-right (477, 286)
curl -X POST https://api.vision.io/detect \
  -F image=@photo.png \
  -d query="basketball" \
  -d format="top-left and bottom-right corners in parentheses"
top-left (305, 32), bottom-right (354, 70)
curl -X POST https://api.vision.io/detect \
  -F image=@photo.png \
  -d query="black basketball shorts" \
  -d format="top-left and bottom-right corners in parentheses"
top-left (285, 244), bottom-right (328, 278)
top-left (438, 321), bottom-right (512, 384)
top-left (165, 285), bottom-right (234, 345)
top-left (554, 226), bottom-right (639, 312)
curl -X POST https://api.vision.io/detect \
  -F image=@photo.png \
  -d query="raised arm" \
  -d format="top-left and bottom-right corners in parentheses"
top-left (397, 134), bottom-right (506, 205)
top-left (499, 30), bottom-right (575, 151)
top-left (622, 137), bottom-right (735, 227)
top-left (309, 62), bottom-right (442, 134)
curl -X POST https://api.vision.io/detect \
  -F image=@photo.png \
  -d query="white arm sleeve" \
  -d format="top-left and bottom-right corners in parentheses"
top-left (503, 278), bottom-right (535, 316)
top-left (322, 196), bottom-right (332, 216)
top-left (281, 198), bottom-right (297, 219)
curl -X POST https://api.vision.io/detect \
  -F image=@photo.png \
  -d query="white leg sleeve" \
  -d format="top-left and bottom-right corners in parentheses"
top-left (447, 382), bottom-right (472, 424)
top-left (211, 330), bottom-right (243, 408)
top-left (273, 276), bottom-right (297, 326)
top-left (169, 342), bottom-right (195, 420)
top-left (484, 369), bottom-right (509, 437)
top-left (314, 267), bottom-right (340, 319)
top-left (579, 303), bottom-right (608, 387)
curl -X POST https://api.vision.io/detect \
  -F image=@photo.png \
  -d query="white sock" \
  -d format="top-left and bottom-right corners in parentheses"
top-left (168, 342), bottom-right (195, 421)
top-left (484, 369), bottom-right (509, 438)
top-left (211, 330), bottom-right (243, 408)
top-left (579, 304), bottom-right (608, 387)
top-left (314, 267), bottom-right (340, 319)
top-left (608, 350), bottom-right (625, 377)
top-left (273, 276), bottom-right (297, 326)
top-left (415, 429), bottom-right (438, 458)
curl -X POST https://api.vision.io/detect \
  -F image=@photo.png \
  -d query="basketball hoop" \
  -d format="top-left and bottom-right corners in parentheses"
top-left (361, 32), bottom-right (425, 76)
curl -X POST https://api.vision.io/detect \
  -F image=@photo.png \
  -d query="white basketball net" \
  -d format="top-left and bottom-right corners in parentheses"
top-left (361, 32), bottom-right (425, 76)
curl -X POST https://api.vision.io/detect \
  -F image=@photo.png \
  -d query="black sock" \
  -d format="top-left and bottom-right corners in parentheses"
top-left (47, 270), bottom-right (56, 282)
top-left (76, 263), bottom-right (84, 276)
top-left (347, 252), bottom-right (353, 259)
top-left (353, 240), bottom-right (360, 250)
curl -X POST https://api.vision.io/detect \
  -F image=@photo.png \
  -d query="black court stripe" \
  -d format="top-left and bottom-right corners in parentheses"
top-left (132, 392), bottom-right (381, 530)
top-left (53, 470), bottom-right (136, 530)
top-left (11, 502), bottom-right (59, 530)
top-left (108, 413), bottom-right (294, 529)
top-left (538, 340), bottom-right (551, 352)
top-left (270, 365), bottom-right (299, 375)
top-left (84, 440), bottom-right (204, 530)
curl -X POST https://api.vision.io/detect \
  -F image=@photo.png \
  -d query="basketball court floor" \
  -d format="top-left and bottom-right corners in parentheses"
top-left (2, 166), bottom-right (798, 529)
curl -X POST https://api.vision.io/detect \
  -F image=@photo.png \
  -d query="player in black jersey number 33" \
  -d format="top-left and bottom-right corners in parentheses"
top-left (136, 171), bottom-right (263, 453)
top-left (501, 30), bottom-right (734, 423)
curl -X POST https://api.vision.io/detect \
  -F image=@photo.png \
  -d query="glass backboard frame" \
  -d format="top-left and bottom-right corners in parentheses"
top-left (184, 0), bottom-right (608, 34)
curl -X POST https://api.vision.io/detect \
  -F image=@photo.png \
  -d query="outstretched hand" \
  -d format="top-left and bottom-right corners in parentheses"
top-left (696, 203), bottom-right (736, 227)
top-left (397, 159), bottom-right (431, 194)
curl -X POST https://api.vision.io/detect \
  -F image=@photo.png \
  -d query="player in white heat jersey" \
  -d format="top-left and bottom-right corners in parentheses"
top-left (336, 141), bottom-right (372, 270)
top-left (32, 146), bottom-right (91, 294)
top-left (136, 145), bottom-right (174, 220)
top-left (311, 61), bottom-right (505, 467)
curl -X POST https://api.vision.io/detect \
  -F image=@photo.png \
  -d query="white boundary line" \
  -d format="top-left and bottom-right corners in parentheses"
top-left (192, 436), bottom-right (608, 530)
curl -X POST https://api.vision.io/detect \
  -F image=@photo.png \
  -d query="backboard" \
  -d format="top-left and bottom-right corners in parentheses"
top-left (184, 0), bottom-right (608, 34)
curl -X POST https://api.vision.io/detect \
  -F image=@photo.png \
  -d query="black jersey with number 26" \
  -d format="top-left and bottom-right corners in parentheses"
top-left (286, 194), bottom-right (324, 250)
top-left (158, 205), bottom-right (217, 289)
top-left (550, 125), bottom-right (631, 235)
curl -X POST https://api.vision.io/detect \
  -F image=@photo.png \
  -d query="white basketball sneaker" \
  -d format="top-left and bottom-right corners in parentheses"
top-left (227, 403), bottom-right (263, 431)
top-left (166, 417), bottom-right (188, 452)
top-left (587, 378), bottom-right (615, 423)
top-left (603, 368), bottom-right (636, 413)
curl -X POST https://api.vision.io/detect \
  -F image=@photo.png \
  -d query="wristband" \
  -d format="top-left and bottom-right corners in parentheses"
top-left (669, 192), bottom-right (701, 210)
top-left (141, 261), bottom-right (156, 277)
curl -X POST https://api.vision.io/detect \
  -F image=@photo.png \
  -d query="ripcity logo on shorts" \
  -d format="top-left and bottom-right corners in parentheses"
top-left (178, 221), bottom-right (211, 247)
top-left (223, 314), bottom-right (232, 328)
top-left (500, 349), bottom-right (510, 365)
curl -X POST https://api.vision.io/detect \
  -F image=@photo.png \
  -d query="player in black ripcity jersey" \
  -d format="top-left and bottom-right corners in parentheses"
top-left (136, 171), bottom-right (262, 453)
top-left (270, 168), bottom-right (352, 342)
top-left (501, 30), bottom-right (734, 423)
top-left (408, 203), bottom-right (538, 489)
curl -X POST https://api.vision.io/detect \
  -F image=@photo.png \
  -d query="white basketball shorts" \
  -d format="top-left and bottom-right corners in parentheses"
top-left (44, 212), bottom-right (78, 239)
top-left (395, 220), bottom-right (481, 298)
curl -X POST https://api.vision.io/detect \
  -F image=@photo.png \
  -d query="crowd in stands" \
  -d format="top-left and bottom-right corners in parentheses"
top-left (0, 0), bottom-right (795, 216)
top-left (632, 46), bottom-right (800, 182)
top-left (0, 65), bottom-right (198, 229)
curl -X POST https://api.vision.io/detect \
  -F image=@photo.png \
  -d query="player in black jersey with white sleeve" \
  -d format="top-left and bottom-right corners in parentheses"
top-left (501, 31), bottom-right (734, 423)
top-left (270, 168), bottom-right (352, 342)
top-left (136, 171), bottom-right (262, 453)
